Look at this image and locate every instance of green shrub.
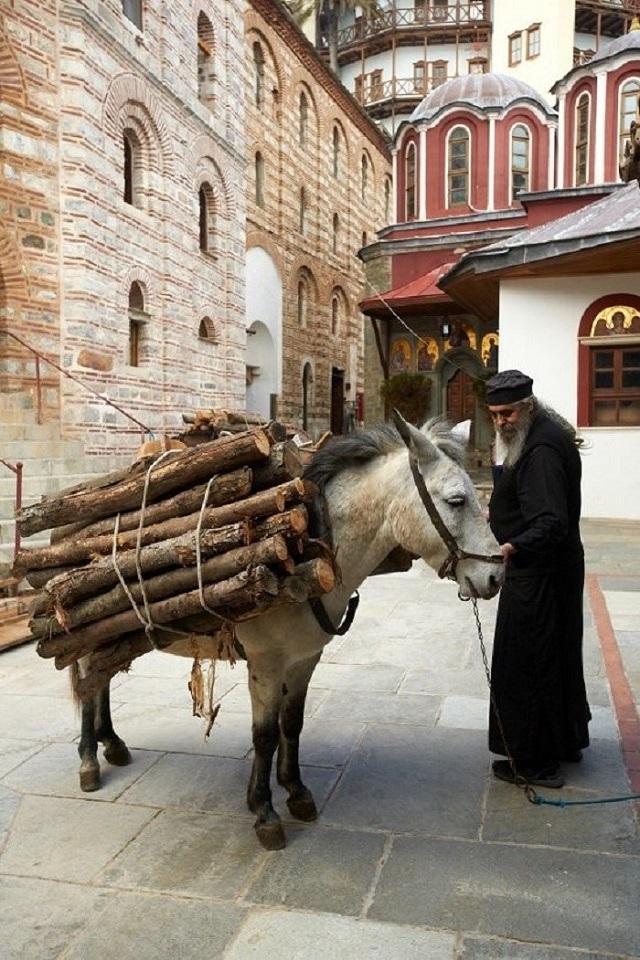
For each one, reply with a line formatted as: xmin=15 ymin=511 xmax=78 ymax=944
xmin=380 ymin=373 xmax=432 ymax=425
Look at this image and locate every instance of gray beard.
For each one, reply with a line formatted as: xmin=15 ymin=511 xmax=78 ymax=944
xmin=494 ymin=413 xmax=533 ymax=468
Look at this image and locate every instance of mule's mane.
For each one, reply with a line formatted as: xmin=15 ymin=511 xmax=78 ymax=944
xmin=304 ymin=417 xmax=466 ymax=494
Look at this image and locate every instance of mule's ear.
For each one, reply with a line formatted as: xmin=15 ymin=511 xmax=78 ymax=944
xmin=451 ymin=419 xmax=471 ymax=445
xmin=392 ymin=409 xmax=438 ymax=461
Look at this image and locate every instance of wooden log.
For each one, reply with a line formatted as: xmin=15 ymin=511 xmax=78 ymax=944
xmin=14 ymin=476 xmax=314 ymax=575
xmin=25 ymin=566 xmax=78 ymax=590
xmin=15 ymin=428 xmax=272 ymax=537
xmin=252 ymin=440 xmax=306 ymax=489
xmin=49 ymin=467 xmax=253 ymax=544
xmin=39 ymin=564 xmax=280 ymax=664
xmin=291 ymin=557 xmax=336 ymax=596
xmin=43 ymin=506 xmax=310 ymax=610
xmin=31 ymin=535 xmax=291 ymax=636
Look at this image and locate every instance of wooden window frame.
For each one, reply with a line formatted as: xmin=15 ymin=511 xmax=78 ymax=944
xmin=526 ymin=23 xmax=541 ymax=59
xmin=508 ymin=32 xmax=522 ymax=66
xmin=589 ymin=345 xmax=640 ymax=426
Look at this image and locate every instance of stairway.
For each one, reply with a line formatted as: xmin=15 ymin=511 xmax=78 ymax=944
xmin=0 ymin=394 xmax=131 ymax=577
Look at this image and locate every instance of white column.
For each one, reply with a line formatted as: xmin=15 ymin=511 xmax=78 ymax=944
xmin=418 ymin=126 xmax=427 ymax=220
xmin=391 ymin=148 xmax=398 ymax=223
xmin=594 ymin=70 xmax=607 ymax=184
xmin=556 ymin=93 xmax=566 ymax=188
xmin=487 ymin=115 xmax=496 ymax=211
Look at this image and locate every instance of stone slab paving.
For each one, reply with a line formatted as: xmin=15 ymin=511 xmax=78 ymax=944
xmin=0 ymin=521 xmax=638 ymax=959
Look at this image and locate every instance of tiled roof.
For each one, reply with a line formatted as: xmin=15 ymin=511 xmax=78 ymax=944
xmin=410 ymin=73 xmax=555 ymax=124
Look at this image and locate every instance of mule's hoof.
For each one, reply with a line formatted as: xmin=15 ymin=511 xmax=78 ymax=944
xmin=79 ymin=767 xmax=101 ymax=792
xmin=255 ymin=820 xmax=286 ymax=850
xmin=103 ymin=742 xmax=132 ymax=767
xmin=287 ymin=794 xmax=318 ymax=822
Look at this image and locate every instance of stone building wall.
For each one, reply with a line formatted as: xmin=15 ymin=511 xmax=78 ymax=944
xmin=0 ymin=0 xmax=62 ymax=422
xmin=246 ymin=0 xmax=392 ymax=435
xmin=1 ymin=0 xmax=246 ymax=455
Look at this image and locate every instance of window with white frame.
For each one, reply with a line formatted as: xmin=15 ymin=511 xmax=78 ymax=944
xmin=526 ymin=24 xmax=540 ymax=59
xmin=447 ymin=126 xmax=470 ymax=207
xmin=619 ymin=78 xmax=640 ymax=164
xmin=509 ymin=32 xmax=522 ymax=66
xmin=575 ymin=92 xmax=590 ymax=186
xmin=405 ymin=142 xmax=416 ymax=220
xmin=511 ymin=124 xmax=530 ymax=200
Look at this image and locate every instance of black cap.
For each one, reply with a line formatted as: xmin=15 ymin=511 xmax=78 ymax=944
xmin=485 ymin=369 xmax=533 ymax=406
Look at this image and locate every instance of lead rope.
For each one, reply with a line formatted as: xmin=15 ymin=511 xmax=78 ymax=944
xmin=469 ymin=597 xmax=640 ymax=808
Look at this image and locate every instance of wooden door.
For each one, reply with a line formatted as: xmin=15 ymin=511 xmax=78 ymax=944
xmin=330 ymin=368 xmax=344 ymax=435
xmin=446 ymin=369 xmax=476 ymax=445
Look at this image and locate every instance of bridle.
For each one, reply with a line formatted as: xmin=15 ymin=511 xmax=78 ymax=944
xmin=403 ymin=444 xmax=504 ymax=583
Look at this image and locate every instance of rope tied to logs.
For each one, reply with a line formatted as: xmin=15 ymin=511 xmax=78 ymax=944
xmin=109 ymin=450 xmax=235 ymax=649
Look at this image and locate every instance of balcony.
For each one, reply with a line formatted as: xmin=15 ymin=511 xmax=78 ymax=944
xmin=354 ymin=74 xmax=451 ymax=115
xmin=337 ymin=1 xmax=491 ymax=49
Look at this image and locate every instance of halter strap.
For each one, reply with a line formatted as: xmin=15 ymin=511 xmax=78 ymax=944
xmin=406 ymin=452 xmax=503 ymax=581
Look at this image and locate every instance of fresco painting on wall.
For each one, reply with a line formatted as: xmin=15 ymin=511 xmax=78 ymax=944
xmin=590 ymin=306 xmax=640 ymax=337
xmin=417 ymin=337 xmax=439 ymax=371
xmin=445 ymin=319 xmax=476 ymax=351
xmin=390 ymin=337 xmax=412 ymax=372
xmin=481 ymin=332 xmax=499 ymax=367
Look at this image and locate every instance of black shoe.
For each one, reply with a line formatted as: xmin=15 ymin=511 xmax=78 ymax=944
xmin=492 ymin=759 xmax=565 ymax=788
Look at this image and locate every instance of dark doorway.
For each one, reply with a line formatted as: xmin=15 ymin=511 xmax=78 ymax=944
xmin=446 ymin=368 xmax=476 ymax=445
xmin=330 ymin=367 xmax=344 ymax=434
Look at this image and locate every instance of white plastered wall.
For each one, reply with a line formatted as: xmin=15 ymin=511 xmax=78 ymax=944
xmin=497 ymin=274 xmax=640 ymax=520
xmin=245 ymin=247 xmax=282 ymax=419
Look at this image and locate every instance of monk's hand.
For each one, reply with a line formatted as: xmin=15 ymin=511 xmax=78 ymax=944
xmin=500 ymin=543 xmax=516 ymax=562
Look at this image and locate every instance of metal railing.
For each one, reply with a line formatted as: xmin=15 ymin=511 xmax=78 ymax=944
xmin=355 ymin=74 xmax=449 ymax=107
xmin=337 ymin=1 xmax=490 ymax=47
xmin=0 ymin=456 xmax=23 ymax=569
xmin=4 ymin=330 xmax=151 ymax=438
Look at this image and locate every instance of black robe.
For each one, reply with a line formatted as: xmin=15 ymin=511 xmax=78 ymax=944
xmin=488 ymin=412 xmax=591 ymax=768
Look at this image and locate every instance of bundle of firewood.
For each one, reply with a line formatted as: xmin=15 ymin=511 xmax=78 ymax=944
xmin=178 ymin=407 xmax=315 ymax=448
xmin=12 ymin=422 xmax=338 ymax=699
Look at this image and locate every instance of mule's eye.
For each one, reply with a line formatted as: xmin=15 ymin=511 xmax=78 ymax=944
xmin=447 ymin=496 xmax=466 ymax=507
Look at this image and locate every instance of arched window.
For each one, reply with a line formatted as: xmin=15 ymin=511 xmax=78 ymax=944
xmin=198 ymin=316 xmax=218 ymax=341
xmin=332 ymin=212 xmax=339 ymax=254
xmin=302 ymin=362 xmax=313 ymax=431
xmin=197 ymin=13 xmax=215 ymax=105
xmin=253 ymin=42 xmax=264 ymax=107
xmin=297 ymin=277 xmax=308 ymax=328
xmin=299 ymin=186 xmax=307 ymax=234
xmin=299 ymin=91 xmax=308 ymax=147
xmin=575 ymin=93 xmax=590 ymax=186
xmin=255 ymin=152 xmax=265 ymax=207
xmin=332 ymin=125 xmax=340 ymax=178
xmin=511 ymin=123 xmax=530 ymax=201
xmin=619 ymin=79 xmax=640 ymax=165
xmin=405 ymin=142 xmax=416 ymax=220
xmin=361 ymin=153 xmax=368 ymax=202
xmin=123 ymin=129 xmax=142 ymax=206
xmin=577 ymin=297 xmax=640 ymax=426
xmin=331 ymin=295 xmax=340 ymax=336
xmin=199 ymin=183 xmax=215 ymax=252
xmin=127 ymin=281 xmax=147 ymax=367
xmin=447 ymin=125 xmax=470 ymax=207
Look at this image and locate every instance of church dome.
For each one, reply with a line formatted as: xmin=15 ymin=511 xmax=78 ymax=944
xmin=589 ymin=25 xmax=640 ymax=64
xmin=410 ymin=72 xmax=556 ymax=123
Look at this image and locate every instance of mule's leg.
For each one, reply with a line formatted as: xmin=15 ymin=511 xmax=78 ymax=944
xmin=95 ymin=684 xmax=131 ymax=768
xmin=77 ymin=693 xmax=101 ymax=792
xmin=277 ymin=652 xmax=322 ymax=822
xmin=246 ymin=662 xmax=287 ymax=850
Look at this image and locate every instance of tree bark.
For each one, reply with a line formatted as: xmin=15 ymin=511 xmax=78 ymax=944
xmin=49 ymin=468 xmax=253 ymax=543
xmin=32 ymin=534 xmax=290 ymax=636
xmin=39 ymin=564 xmax=280 ymax=663
xmin=14 ymin=477 xmax=312 ymax=575
xmin=16 ymin=428 xmax=272 ymax=536
xmin=42 ymin=506 xmax=310 ymax=610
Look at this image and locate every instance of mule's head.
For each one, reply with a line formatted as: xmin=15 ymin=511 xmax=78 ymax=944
xmin=391 ymin=410 xmax=503 ymax=600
